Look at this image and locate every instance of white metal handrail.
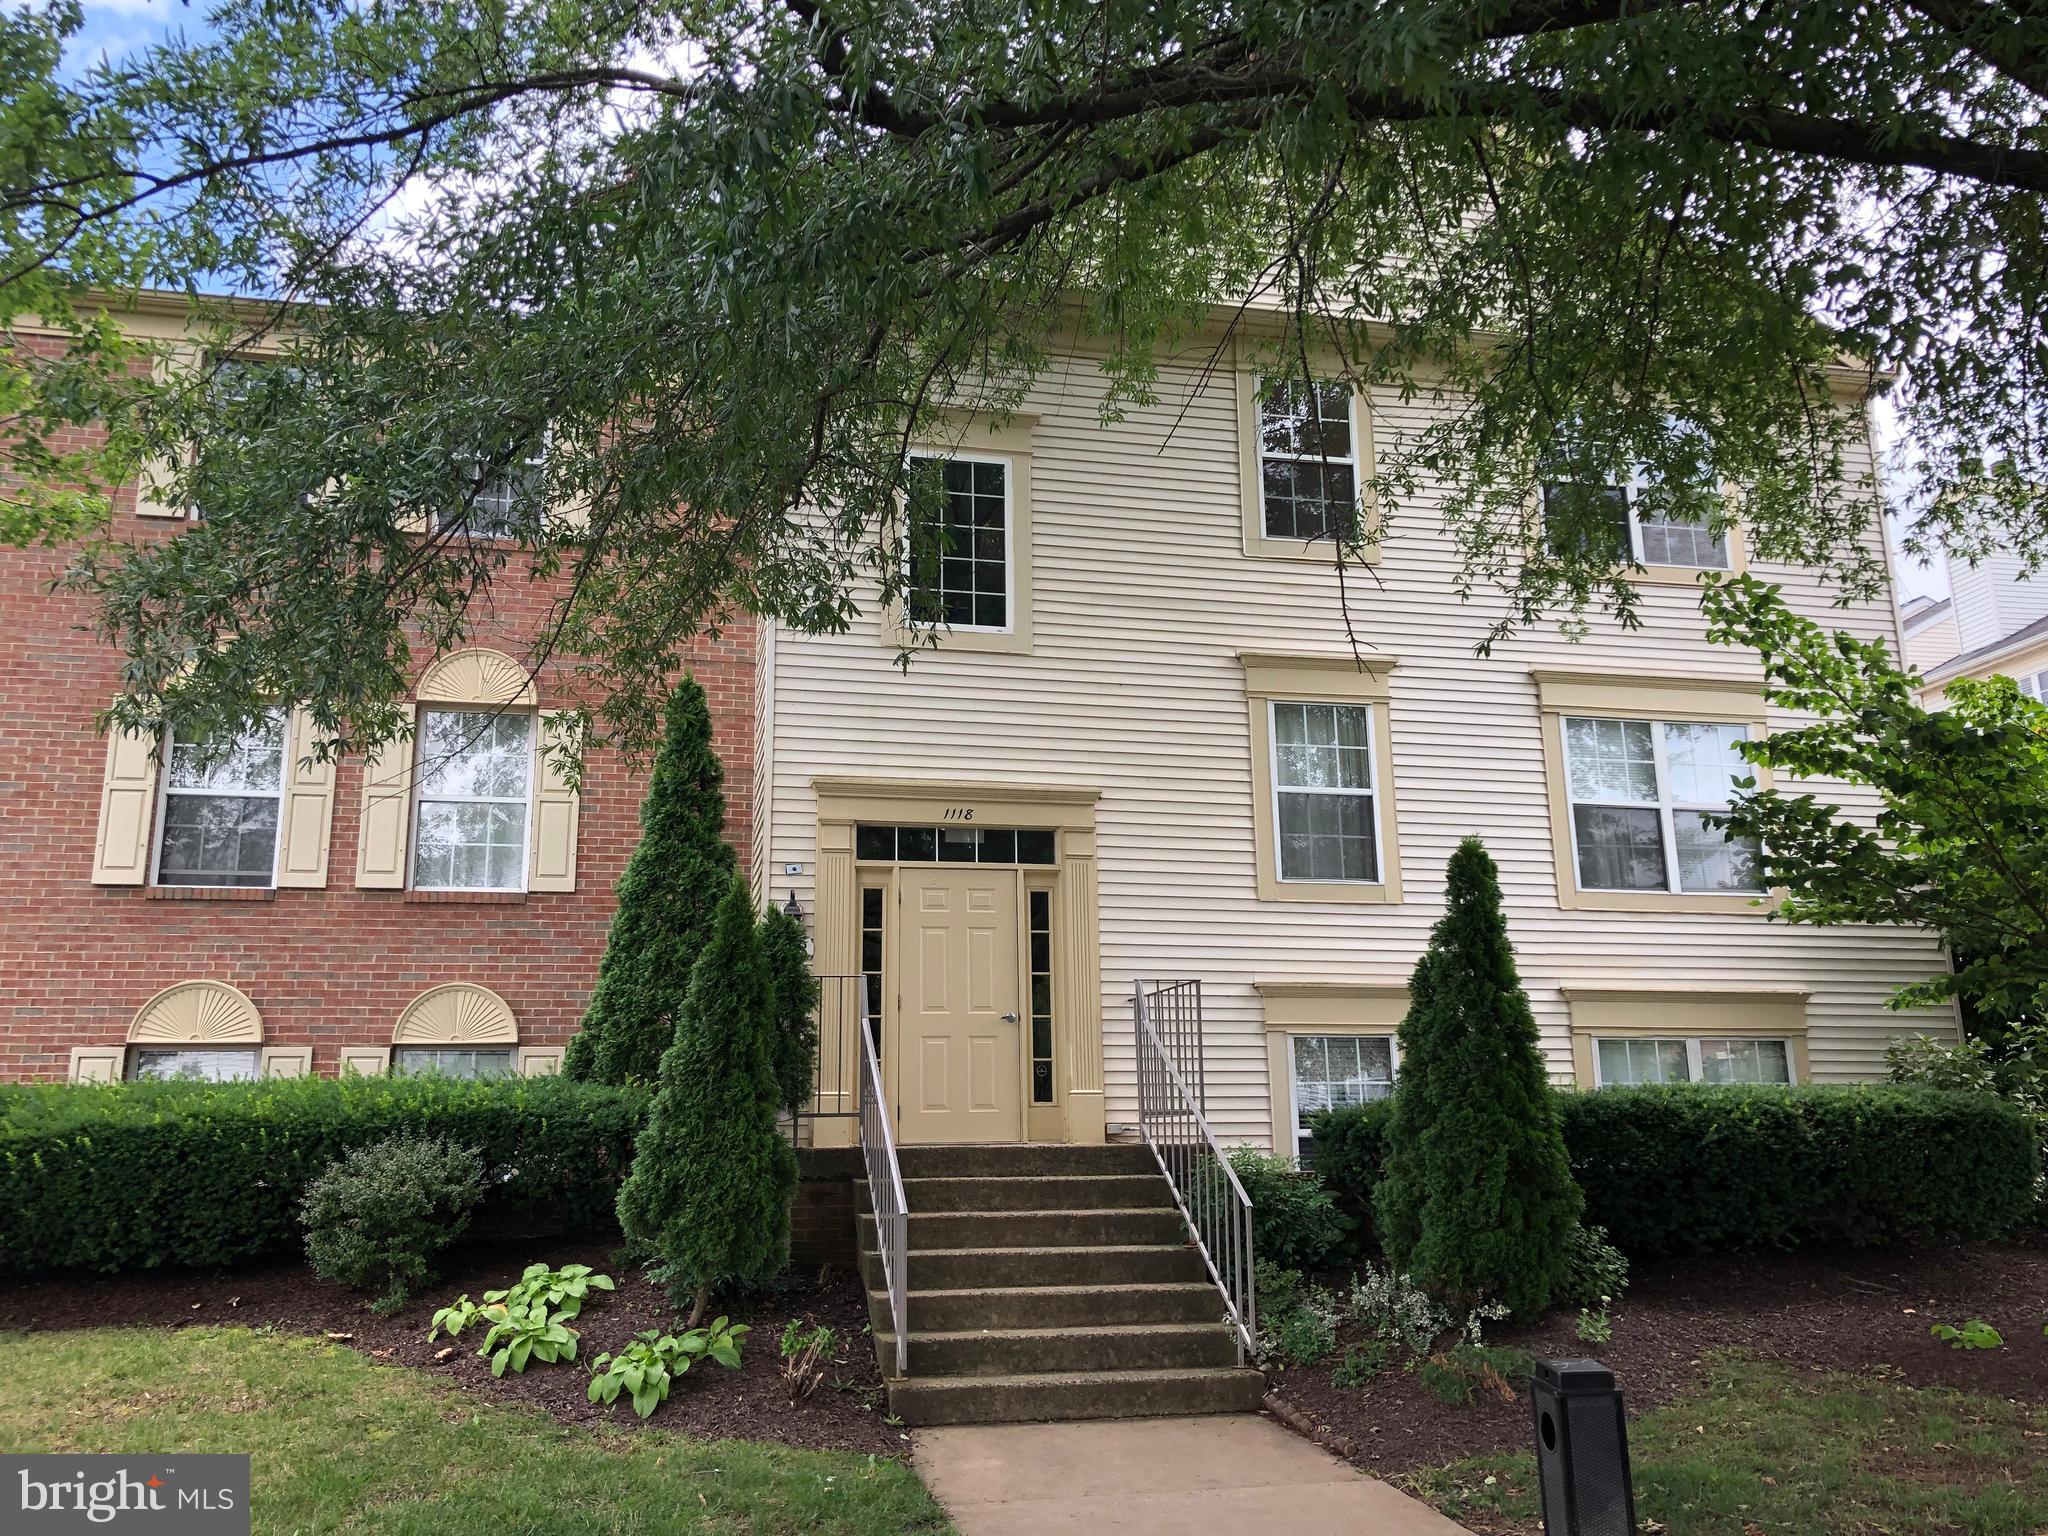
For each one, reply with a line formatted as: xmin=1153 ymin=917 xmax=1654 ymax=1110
xmin=856 ymin=1004 xmax=909 ymax=1378
xmin=1134 ymin=978 xmax=1256 ymax=1363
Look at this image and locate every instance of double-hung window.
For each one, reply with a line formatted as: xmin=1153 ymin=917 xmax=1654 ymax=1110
xmin=1270 ymin=701 xmax=1380 ymax=884
xmin=1542 ymin=467 xmax=1731 ymax=572
xmin=154 ymin=715 xmax=286 ymax=887
xmin=1289 ymin=1034 xmax=1396 ymax=1162
xmin=1256 ymin=379 xmax=1360 ymax=544
xmin=1561 ymin=717 xmax=1762 ymax=895
xmin=436 ymin=442 xmax=548 ymax=540
xmin=1594 ymin=1035 xmax=1792 ymax=1087
xmin=411 ymin=708 xmax=533 ymax=891
xmin=905 ymin=454 xmax=1011 ymax=631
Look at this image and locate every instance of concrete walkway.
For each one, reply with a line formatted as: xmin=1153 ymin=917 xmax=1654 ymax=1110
xmin=913 ymin=1414 xmax=1472 ymax=1535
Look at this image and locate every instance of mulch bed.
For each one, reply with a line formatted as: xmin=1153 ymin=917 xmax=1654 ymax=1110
xmin=0 ymin=1233 xmax=911 ymax=1459
xmin=1261 ymin=1237 xmax=2048 ymax=1481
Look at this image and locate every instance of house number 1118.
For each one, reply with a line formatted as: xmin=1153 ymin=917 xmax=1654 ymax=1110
xmin=942 ymin=808 xmax=975 ymax=821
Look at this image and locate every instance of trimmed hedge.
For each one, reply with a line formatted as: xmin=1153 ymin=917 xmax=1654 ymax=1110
xmin=0 ymin=1074 xmax=649 ymax=1276
xmin=1311 ymin=1084 xmax=2037 ymax=1262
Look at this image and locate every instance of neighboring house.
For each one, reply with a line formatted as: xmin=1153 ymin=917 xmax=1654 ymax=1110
xmin=1916 ymin=549 xmax=2048 ymax=703
xmin=1898 ymin=593 xmax=1961 ymax=674
xmin=764 ymin=322 xmax=1954 ymax=1160
xmin=0 ymin=296 xmax=754 ymax=1084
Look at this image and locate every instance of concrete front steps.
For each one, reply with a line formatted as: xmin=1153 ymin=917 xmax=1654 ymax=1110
xmin=856 ymin=1142 xmax=1265 ymax=1426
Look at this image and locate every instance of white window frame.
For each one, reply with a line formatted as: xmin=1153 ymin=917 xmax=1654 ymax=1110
xmin=1590 ymin=1035 xmax=1796 ymax=1088
xmin=127 ymin=1046 xmax=263 ymax=1083
xmin=435 ymin=438 xmax=550 ymax=540
xmin=1560 ymin=714 xmax=1763 ymax=897
xmin=1543 ymin=465 xmax=1731 ymax=572
xmin=1268 ymin=698 xmax=1384 ymax=886
xmin=1254 ymin=374 xmax=1361 ymax=545
xmin=1285 ymin=1031 xmax=1399 ymax=1160
xmin=408 ymin=707 xmax=536 ymax=893
xmin=392 ymin=1046 xmax=518 ymax=1079
xmin=150 ymin=714 xmax=288 ymax=889
xmin=901 ymin=450 xmax=1015 ymax=635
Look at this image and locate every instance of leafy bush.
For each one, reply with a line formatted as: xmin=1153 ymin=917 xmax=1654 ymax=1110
xmin=301 ymin=1135 xmax=484 ymax=1313
xmin=1345 ymin=1262 xmax=1460 ymax=1356
xmin=1889 ymin=1026 xmax=2047 ymax=1220
xmin=485 ymin=1262 xmax=615 ymax=1321
xmin=1228 ymin=1147 xmax=1353 ymax=1269
xmin=1375 ymin=839 xmax=1583 ymax=1316
xmin=779 ymin=1319 xmax=838 ymax=1402
xmin=588 ymin=1320 xmax=748 ymax=1419
xmin=1330 ymin=1339 xmax=1395 ymax=1387
xmin=1254 ymin=1260 xmax=1339 ymax=1366
xmin=617 ymin=881 xmax=799 ymax=1322
xmin=1306 ymin=1099 xmax=1390 ymax=1247
xmin=0 ymin=1074 xmax=648 ymax=1277
xmin=1313 ymin=1082 xmax=2038 ymax=1264
xmin=1556 ymin=1225 xmax=1630 ymax=1309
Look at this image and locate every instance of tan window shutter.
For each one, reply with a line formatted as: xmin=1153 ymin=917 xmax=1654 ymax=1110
xmin=395 ymin=506 xmax=431 ymax=535
xmin=68 ymin=1046 xmax=125 ymax=1083
xmin=354 ymin=717 xmax=416 ymax=888
xmin=338 ymin=1045 xmax=392 ymax=1076
xmin=551 ymin=493 xmax=591 ymax=531
xmin=91 ymin=720 xmax=160 ymax=885
xmin=276 ymin=708 xmax=337 ymax=888
xmin=528 ymin=709 xmax=580 ymax=892
xmin=133 ymin=455 xmax=190 ymax=519
xmin=260 ymin=1045 xmax=314 ymax=1079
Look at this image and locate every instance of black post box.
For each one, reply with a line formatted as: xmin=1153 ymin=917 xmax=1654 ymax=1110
xmin=1531 ymin=1357 xmax=1636 ymax=1536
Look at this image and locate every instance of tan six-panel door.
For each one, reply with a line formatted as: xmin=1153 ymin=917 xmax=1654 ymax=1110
xmin=894 ymin=866 xmax=1024 ymax=1144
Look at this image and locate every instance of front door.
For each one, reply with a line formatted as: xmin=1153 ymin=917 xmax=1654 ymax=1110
xmin=895 ymin=866 xmax=1024 ymax=1144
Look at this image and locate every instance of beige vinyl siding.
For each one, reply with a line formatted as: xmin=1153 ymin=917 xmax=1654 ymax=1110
xmin=1901 ymin=612 xmax=1961 ymax=674
xmin=763 ymin=344 xmax=1954 ymax=1148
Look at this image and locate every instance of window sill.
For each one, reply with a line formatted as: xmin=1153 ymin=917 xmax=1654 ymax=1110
xmin=1558 ymin=887 xmax=1773 ymax=914
xmin=1255 ymin=876 xmax=1404 ymax=904
xmin=1242 ymin=534 xmax=1383 ymax=565
xmin=403 ymin=890 xmax=530 ymax=904
xmin=1622 ymin=563 xmax=1729 ymax=588
xmin=144 ymin=886 xmax=277 ymax=902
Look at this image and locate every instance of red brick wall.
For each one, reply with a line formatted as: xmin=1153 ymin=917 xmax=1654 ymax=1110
xmin=0 ymin=351 xmax=754 ymax=1081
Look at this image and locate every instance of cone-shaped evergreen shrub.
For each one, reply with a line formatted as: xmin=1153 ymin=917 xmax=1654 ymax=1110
xmin=760 ymin=904 xmax=821 ymax=1115
xmin=616 ymin=880 xmax=797 ymax=1321
xmin=1374 ymin=837 xmax=1583 ymax=1316
xmin=564 ymin=675 xmax=738 ymax=1085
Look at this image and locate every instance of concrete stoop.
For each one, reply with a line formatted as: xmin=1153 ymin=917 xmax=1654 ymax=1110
xmin=856 ymin=1143 xmax=1266 ymax=1426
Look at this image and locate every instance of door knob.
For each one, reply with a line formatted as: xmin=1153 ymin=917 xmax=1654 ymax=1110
xmin=1000 ymin=1012 xmax=1019 ymax=1023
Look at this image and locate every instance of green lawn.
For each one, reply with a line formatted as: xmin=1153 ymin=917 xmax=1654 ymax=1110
xmin=0 ymin=1328 xmax=954 ymax=1536
xmin=1406 ymin=1356 xmax=2048 ymax=1536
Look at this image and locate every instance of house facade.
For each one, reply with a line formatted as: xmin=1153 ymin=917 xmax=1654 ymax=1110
xmin=1913 ymin=548 xmax=2048 ymax=704
xmin=0 ymin=299 xmax=754 ymax=1084
xmin=764 ymin=324 xmax=1955 ymax=1156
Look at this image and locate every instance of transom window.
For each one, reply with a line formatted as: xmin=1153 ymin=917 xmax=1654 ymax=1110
xmin=1257 ymin=378 xmax=1359 ymax=543
xmin=129 ymin=1047 xmax=260 ymax=1082
xmin=1542 ymin=469 xmax=1730 ymax=571
xmin=1562 ymin=716 xmax=1761 ymax=894
xmin=854 ymin=824 xmax=1055 ymax=865
xmin=393 ymin=1047 xmax=516 ymax=1079
xmin=1595 ymin=1036 xmax=1792 ymax=1087
xmin=1290 ymin=1034 xmax=1395 ymax=1162
xmin=906 ymin=454 xmax=1010 ymax=631
xmin=1271 ymin=701 xmax=1379 ymax=883
xmin=412 ymin=708 xmax=533 ymax=891
xmin=155 ymin=715 xmax=286 ymax=888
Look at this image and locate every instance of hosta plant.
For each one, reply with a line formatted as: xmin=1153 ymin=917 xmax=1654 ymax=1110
xmin=485 ymin=1263 xmax=616 ymax=1322
xmin=428 ymin=1295 xmax=491 ymax=1342
xmin=477 ymin=1301 xmax=580 ymax=1377
xmin=588 ymin=1319 xmax=749 ymax=1419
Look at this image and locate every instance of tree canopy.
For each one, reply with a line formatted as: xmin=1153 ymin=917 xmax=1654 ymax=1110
xmin=4 ymin=0 xmax=2045 ymax=748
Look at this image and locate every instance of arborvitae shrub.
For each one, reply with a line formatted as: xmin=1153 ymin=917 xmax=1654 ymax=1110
xmin=565 ymin=675 xmax=737 ymax=1085
xmin=760 ymin=903 xmax=820 ymax=1115
xmin=617 ymin=881 xmax=798 ymax=1321
xmin=1374 ymin=838 xmax=1583 ymax=1316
